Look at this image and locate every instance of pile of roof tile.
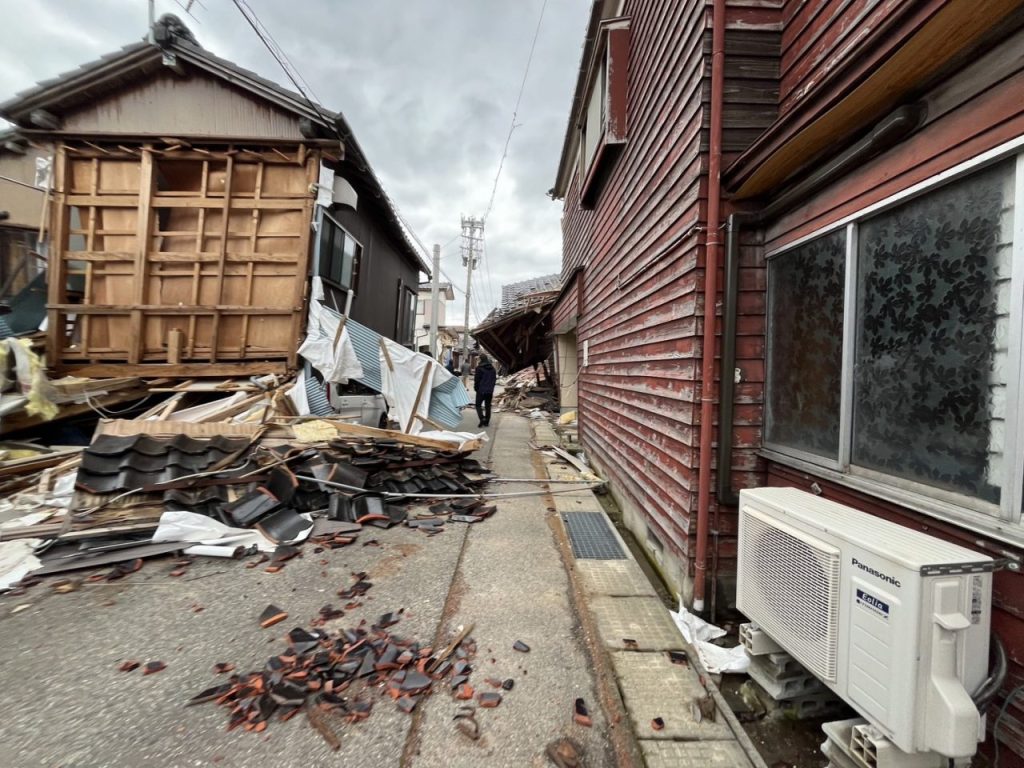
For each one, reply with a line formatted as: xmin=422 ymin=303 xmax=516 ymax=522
xmin=188 ymin=612 xmax=502 ymax=747
xmin=2 ymin=423 xmax=493 ymax=586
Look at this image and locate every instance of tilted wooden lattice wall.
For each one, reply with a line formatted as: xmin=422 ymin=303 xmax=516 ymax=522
xmin=47 ymin=142 xmax=317 ymax=376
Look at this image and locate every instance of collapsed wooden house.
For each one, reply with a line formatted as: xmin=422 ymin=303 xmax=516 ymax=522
xmin=0 ymin=14 xmax=428 ymax=379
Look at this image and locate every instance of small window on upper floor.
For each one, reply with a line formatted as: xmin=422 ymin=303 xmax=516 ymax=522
xmin=577 ymin=19 xmax=629 ymax=208
xmin=319 ymin=212 xmax=362 ymax=293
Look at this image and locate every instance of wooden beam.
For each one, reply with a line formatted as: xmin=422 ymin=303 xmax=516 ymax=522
xmin=280 ymin=418 xmax=480 ymax=452
xmin=54 ymin=362 xmax=289 ymax=378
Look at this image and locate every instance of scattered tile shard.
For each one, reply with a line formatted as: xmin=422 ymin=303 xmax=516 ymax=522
xmin=143 ymin=661 xmax=167 ymax=675
xmin=513 ymin=640 xmax=530 ymax=653
xmin=477 ymin=691 xmax=502 ymax=708
xmin=118 ymin=660 xmax=140 ymax=672
xmin=651 ymin=716 xmax=665 ymax=731
xmin=259 ymin=604 xmax=288 ymax=629
xmin=573 ymin=698 xmax=592 ymax=727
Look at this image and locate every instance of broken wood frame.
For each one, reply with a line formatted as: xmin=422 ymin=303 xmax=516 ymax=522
xmin=46 ymin=141 xmax=318 ymax=377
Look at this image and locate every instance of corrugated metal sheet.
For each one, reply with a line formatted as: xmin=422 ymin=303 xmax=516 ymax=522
xmin=315 ymin=304 xmax=470 ymax=429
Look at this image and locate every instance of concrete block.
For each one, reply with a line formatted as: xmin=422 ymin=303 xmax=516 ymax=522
xmin=776 ymin=690 xmax=847 ymax=720
xmin=609 ymin=651 xmax=733 ymax=741
xmin=739 ymin=623 xmax=783 ymax=656
xmin=639 ymin=739 xmax=755 ymax=767
xmin=573 ymin=559 xmax=658 ymax=598
xmin=589 ymin=596 xmax=685 ymax=651
xmin=851 ymin=724 xmax=947 ymax=768
xmin=748 ymin=657 xmax=826 ymax=700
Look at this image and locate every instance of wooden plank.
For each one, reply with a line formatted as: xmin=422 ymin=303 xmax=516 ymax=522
xmin=49 ymin=304 xmax=296 ymax=315
xmin=405 ymin=365 xmax=433 ymax=434
xmin=279 ymin=418 xmax=481 ymax=452
xmin=95 ymin=419 xmax=262 ymax=438
xmin=55 ymin=362 xmax=289 ymax=378
xmin=64 ymin=194 xmax=310 ymax=210
xmin=129 ymin=146 xmax=155 ymax=364
xmin=167 ymin=327 xmax=183 ymax=364
xmin=288 ymin=153 xmax=317 ymax=368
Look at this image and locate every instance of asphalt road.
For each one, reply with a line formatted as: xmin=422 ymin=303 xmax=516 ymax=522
xmin=0 ymin=410 xmax=615 ymax=768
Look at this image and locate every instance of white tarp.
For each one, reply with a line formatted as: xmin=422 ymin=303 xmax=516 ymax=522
xmin=0 ymin=539 xmax=42 ymax=590
xmin=379 ymin=337 xmax=450 ymax=435
xmin=670 ymin=602 xmax=750 ymax=674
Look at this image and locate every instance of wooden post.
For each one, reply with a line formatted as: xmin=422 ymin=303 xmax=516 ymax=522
xmin=45 ymin=146 xmax=69 ymax=368
xmin=129 ymin=145 xmax=155 ymax=364
xmin=208 ymin=150 xmax=234 ymax=363
xmin=167 ymin=328 xmax=183 ymax=364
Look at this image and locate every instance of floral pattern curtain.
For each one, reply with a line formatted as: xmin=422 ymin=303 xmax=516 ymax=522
xmin=766 ymin=230 xmax=846 ymax=459
xmin=853 ymin=160 xmax=1014 ymax=504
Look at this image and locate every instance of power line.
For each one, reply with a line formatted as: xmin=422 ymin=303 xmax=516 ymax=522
xmin=482 ymin=0 xmax=548 ymax=223
xmin=230 ymin=0 xmax=432 ymax=273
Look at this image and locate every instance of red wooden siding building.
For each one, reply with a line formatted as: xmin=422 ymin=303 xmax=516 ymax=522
xmin=551 ymin=0 xmax=1024 ymax=763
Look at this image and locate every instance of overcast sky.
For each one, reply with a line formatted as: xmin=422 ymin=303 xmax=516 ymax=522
xmin=0 ymin=0 xmax=589 ymax=324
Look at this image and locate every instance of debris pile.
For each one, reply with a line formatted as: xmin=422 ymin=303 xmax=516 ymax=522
xmin=187 ymin=615 xmax=503 ymax=746
xmin=0 ymin=412 xmax=491 ymax=588
xmin=495 ymin=366 xmax=558 ymax=414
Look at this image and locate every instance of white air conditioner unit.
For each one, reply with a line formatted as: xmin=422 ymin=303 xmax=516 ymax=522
xmin=737 ymin=487 xmax=993 ymax=760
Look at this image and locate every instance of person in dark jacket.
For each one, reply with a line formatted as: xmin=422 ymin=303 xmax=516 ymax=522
xmin=474 ymin=355 xmax=497 ymax=427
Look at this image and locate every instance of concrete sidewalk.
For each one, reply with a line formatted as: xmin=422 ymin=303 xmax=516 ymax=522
xmin=0 ymin=411 xmax=617 ymax=768
xmin=533 ymin=418 xmax=768 ymax=768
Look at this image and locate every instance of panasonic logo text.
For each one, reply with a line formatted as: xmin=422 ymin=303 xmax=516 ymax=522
xmin=851 ymin=558 xmax=901 ymax=588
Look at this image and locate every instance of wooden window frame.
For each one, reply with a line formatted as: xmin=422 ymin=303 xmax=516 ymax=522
xmin=577 ymin=20 xmax=630 ymax=209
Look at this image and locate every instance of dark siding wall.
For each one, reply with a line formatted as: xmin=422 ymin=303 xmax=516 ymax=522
xmin=558 ymin=0 xmax=781 ymax=576
xmin=562 ymin=0 xmax=710 ymax=566
xmin=327 ymin=201 xmax=419 ymax=341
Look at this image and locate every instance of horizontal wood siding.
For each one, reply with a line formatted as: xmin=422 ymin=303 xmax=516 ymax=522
xmin=766 ymin=30 xmax=1024 ymax=249
xmin=561 ymin=0 xmax=710 ymax=565
xmin=558 ymin=0 xmax=780 ymax=574
xmin=778 ymin=0 xmax=911 ymax=117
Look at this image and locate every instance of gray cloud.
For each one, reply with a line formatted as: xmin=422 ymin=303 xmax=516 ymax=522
xmin=0 ymin=0 xmax=589 ymax=324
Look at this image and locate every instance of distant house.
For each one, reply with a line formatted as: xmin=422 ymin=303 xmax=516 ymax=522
xmin=553 ymin=2 xmax=1024 ymax=763
xmin=0 ymin=14 xmax=427 ymax=376
xmin=414 ymin=280 xmax=455 ymax=358
xmin=474 ymin=274 xmax=560 ymax=375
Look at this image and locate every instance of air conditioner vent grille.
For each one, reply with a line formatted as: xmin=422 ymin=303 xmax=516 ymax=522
xmin=740 ymin=508 xmax=841 ymax=681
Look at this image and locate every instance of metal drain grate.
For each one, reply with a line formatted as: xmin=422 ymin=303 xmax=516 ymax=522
xmin=561 ymin=512 xmax=627 ymax=559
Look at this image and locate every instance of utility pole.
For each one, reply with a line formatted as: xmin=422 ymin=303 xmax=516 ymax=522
xmin=460 ymin=215 xmax=483 ymax=379
xmin=429 ymin=244 xmax=440 ymax=359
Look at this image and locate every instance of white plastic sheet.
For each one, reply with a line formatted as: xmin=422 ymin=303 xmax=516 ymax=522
xmin=297 ymin=278 xmax=364 ymax=384
xmin=670 ymin=602 xmax=750 ymax=674
xmin=379 ymin=338 xmax=450 ymax=435
xmin=152 ymin=510 xmax=279 ymax=553
xmin=0 ymin=539 xmax=42 ymax=590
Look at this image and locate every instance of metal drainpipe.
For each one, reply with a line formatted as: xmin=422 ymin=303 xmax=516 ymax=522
xmin=709 ymin=104 xmax=926 ymax=616
xmin=693 ymin=0 xmax=727 ymax=615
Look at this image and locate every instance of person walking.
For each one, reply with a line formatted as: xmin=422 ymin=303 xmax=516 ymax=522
xmin=474 ymin=354 xmax=496 ymax=427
